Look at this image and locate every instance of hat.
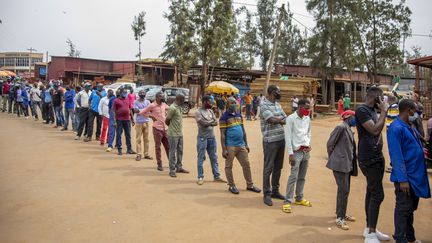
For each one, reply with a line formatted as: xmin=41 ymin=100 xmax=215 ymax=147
xmin=341 ymin=110 xmax=355 ymax=120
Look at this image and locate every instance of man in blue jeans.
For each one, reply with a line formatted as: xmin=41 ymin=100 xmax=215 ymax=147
xmin=105 ymin=90 xmax=118 ymax=152
xmin=62 ymin=85 xmax=76 ymax=131
xmin=112 ymin=88 xmax=136 ymax=155
xmin=194 ymin=95 xmax=226 ymax=185
xmin=52 ymin=83 xmax=64 ymax=128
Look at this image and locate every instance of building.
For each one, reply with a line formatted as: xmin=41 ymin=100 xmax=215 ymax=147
xmin=48 ymin=56 xmax=136 ymax=85
xmin=0 ymin=52 xmax=44 ymax=77
xmin=408 ymin=56 xmax=432 ymax=118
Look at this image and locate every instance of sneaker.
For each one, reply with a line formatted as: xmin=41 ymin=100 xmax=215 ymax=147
xmin=105 ymin=147 xmax=112 ymax=152
xmin=364 ymin=232 xmax=380 ymax=243
xmin=176 ymin=168 xmax=189 ymax=174
xmin=336 ymin=218 xmax=349 ymax=230
xmin=169 ymin=172 xmax=177 ymax=178
xmin=61 ymin=128 xmax=67 ymax=131
xmin=363 ymin=228 xmax=391 ymax=241
xmin=135 ymin=154 xmax=142 ymax=161
xmin=117 ymin=150 xmax=123 ymax=155
xmin=344 ymin=215 xmax=356 ymax=222
xmin=197 ymin=178 xmax=204 ymax=185
xmin=74 ymin=136 xmax=80 ymax=140
xmin=144 ymin=155 xmax=153 ymax=160
xmin=127 ymin=150 xmax=137 ymax=155
xmin=229 ymin=186 xmax=239 ymax=194
xmin=157 ymin=165 xmax=164 ymax=171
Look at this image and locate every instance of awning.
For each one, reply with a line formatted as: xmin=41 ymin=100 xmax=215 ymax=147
xmin=67 ymin=71 xmax=124 ymax=77
xmin=408 ymin=56 xmax=432 ymax=69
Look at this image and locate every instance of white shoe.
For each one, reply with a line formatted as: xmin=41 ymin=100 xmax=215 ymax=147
xmin=363 ymin=228 xmax=390 ymax=241
xmin=74 ymin=136 xmax=80 ymax=140
xmin=364 ymin=232 xmax=380 ymax=243
xmin=197 ymin=178 xmax=204 ymax=185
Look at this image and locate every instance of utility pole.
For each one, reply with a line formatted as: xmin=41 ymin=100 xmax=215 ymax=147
xmin=27 ymin=47 xmax=37 ymax=79
xmin=264 ymin=4 xmax=285 ymax=95
xmin=45 ymin=51 xmax=49 ymax=81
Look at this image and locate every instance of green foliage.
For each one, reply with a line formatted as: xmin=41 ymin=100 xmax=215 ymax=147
xmin=131 ymin=11 xmax=146 ymax=60
xmin=66 ymin=38 xmax=81 ymax=57
xmin=256 ymin=0 xmax=277 ymax=71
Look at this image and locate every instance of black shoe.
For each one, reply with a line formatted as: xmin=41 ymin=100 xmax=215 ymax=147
xmin=127 ymin=150 xmax=137 ymax=155
xmin=271 ymin=191 xmax=285 ymax=200
xmin=229 ymin=186 xmax=239 ymax=194
xmin=263 ymin=195 xmax=273 ymax=206
xmin=176 ymin=168 xmax=189 ymax=173
xmin=247 ymin=186 xmax=261 ymax=193
xmin=96 ymin=137 xmax=100 ymax=141
xmin=117 ymin=150 xmax=123 ymax=155
xmin=144 ymin=155 xmax=153 ymax=160
xmin=157 ymin=165 xmax=164 ymax=171
xmin=169 ymin=172 xmax=177 ymax=178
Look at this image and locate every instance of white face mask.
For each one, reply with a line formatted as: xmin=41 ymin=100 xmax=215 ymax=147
xmin=408 ymin=112 xmax=418 ymax=122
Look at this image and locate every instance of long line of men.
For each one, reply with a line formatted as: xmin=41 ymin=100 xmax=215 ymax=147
xmin=1 ymin=78 xmax=430 ymax=243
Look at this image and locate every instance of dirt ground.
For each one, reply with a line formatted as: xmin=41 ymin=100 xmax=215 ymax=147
xmin=0 ymin=111 xmax=431 ymax=243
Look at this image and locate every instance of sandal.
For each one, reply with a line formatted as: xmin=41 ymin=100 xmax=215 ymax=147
xmin=282 ymin=203 xmax=292 ymax=213
xmin=294 ymin=199 xmax=312 ymax=207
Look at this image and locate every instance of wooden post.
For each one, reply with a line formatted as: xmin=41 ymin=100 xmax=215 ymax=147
xmin=263 ymin=4 xmax=285 ymax=95
xmin=353 ymin=81 xmax=357 ymax=109
xmin=415 ymin=65 xmax=420 ymax=92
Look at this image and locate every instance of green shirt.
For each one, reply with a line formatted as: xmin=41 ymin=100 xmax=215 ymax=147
xmin=167 ymin=103 xmax=183 ymax=137
xmin=344 ymin=97 xmax=351 ymax=109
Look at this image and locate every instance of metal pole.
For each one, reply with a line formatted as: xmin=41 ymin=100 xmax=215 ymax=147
xmin=27 ymin=47 xmax=37 ymax=78
xmin=264 ymin=4 xmax=285 ymax=95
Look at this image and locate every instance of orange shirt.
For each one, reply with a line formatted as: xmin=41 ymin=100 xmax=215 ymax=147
xmin=244 ymin=95 xmax=252 ymax=105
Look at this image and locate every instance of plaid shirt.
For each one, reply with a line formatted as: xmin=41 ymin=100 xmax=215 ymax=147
xmin=260 ymin=97 xmax=286 ymax=143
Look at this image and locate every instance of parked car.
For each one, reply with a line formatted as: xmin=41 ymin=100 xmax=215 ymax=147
xmin=146 ymin=87 xmax=194 ymax=114
xmin=103 ymin=82 xmax=137 ymax=94
xmin=133 ymin=85 xmax=162 ymax=95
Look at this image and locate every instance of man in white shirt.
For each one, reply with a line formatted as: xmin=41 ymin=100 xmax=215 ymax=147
xmin=282 ymin=98 xmax=312 ymax=214
xmin=30 ymin=83 xmax=42 ymax=120
xmin=98 ymin=89 xmax=113 ymax=146
xmin=75 ymin=83 xmax=92 ymax=140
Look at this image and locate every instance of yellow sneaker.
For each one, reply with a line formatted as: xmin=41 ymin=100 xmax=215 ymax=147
xmin=294 ymin=199 xmax=312 ymax=207
xmin=282 ymin=203 xmax=292 ymax=213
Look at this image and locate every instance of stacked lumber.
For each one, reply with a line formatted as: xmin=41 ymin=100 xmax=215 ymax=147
xmin=115 ymin=74 xmax=136 ymax=83
xmin=250 ymin=76 xmax=320 ymax=113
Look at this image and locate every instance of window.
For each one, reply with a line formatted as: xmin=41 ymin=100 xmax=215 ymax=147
xmin=0 ymin=58 xmax=4 ymax=67
xmin=31 ymin=58 xmax=43 ymax=65
xmin=5 ymin=58 xmax=15 ymax=66
xmin=16 ymin=57 xmax=29 ymax=67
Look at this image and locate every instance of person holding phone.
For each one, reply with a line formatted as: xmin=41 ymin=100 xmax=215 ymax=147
xmin=355 ymin=86 xmax=391 ymax=243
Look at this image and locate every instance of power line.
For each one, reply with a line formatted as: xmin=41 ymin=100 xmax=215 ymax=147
xmin=410 ymin=33 xmax=432 ymax=38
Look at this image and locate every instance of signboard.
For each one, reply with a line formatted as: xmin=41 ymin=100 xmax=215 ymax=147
xmin=39 ymin=67 xmax=46 ymax=76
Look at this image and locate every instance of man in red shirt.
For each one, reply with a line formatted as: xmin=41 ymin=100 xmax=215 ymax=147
xmin=2 ymin=80 xmax=10 ymax=112
xmin=112 ymin=88 xmax=136 ymax=155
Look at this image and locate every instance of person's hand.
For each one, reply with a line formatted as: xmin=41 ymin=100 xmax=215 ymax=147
xmin=222 ymin=150 xmax=229 ymax=159
xmin=305 ymin=146 xmax=312 ymax=152
xmin=289 ymin=154 xmax=296 ymax=166
xmin=400 ymin=182 xmax=410 ymax=195
xmin=149 ymin=115 xmax=156 ymax=122
xmin=212 ymin=121 xmax=218 ymax=126
xmin=133 ymin=108 xmax=140 ymax=113
xmin=378 ymin=96 xmax=389 ymax=112
xmin=246 ymin=146 xmax=250 ymax=153
xmin=132 ymin=121 xmax=135 ymax=127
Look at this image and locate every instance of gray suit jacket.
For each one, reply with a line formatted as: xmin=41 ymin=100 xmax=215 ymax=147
xmin=326 ymin=123 xmax=358 ymax=176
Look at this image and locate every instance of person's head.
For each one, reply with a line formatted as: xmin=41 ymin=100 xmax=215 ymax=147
xmin=227 ymin=97 xmax=237 ymax=112
xmin=365 ymin=86 xmax=383 ymax=108
xmin=97 ymin=83 xmax=103 ymax=92
xmin=267 ymin=85 xmax=281 ymax=100
xmin=39 ymin=85 xmax=45 ymax=91
xmin=398 ymin=99 xmax=416 ymax=122
xmin=202 ymin=95 xmax=212 ymax=109
xmin=65 ymin=85 xmax=70 ymax=91
xmin=341 ymin=110 xmax=356 ymax=127
xmin=297 ymin=99 xmax=311 ymax=118
xmin=107 ymin=89 xmax=114 ymax=98
xmin=75 ymin=86 xmax=82 ymax=92
xmin=129 ymin=86 xmax=134 ymax=93
xmin=345 ymin=94 xmax=349 ymax=98
xmin=33 ymin=83 xmax=37 ymax=88
xmin=155 ymin=91 xmax=165 ymax=104
xmin=138 ymin=90 xmax=146 ymax=100
xmin=84 ymin=82 xmax=91 ymax=91
xmin=260 ymin=93 xmax=263 ymax=97
xmin=119 ymin=88 xmax=128 ymax=99
xmin=339 ymin=96 xmax=343 ymax=100
xmin=115 ymin=89 xmax=121 ymax=98
xmin=175 ymin=94 xmax=185 ymax=106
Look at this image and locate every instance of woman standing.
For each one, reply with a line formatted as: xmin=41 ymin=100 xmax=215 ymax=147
xmin=337 ymin=96 xmax=344 ymax=115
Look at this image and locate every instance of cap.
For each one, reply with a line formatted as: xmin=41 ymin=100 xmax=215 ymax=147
xmin=341 ymin=110 xmax=355 ymax=120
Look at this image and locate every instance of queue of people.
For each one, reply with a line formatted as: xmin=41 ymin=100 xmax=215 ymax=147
xmin=1 ymin=77 xmax=431 ymax=243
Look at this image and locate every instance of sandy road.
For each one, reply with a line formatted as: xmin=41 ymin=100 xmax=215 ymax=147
xmin=0 ymin=112 xmax=431 ymax=243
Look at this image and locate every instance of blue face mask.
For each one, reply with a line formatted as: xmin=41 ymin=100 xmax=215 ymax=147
xmin=121 ymin=92 xmax=127 ymax=98
xmin=348 ymin=117 xmax=356 ymax=127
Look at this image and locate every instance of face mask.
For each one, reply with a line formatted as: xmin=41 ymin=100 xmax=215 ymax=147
xmin=299 ymin=107 xmax=310 ymax=117
xmin=229 ymin=104 xmax=237 ymax=112
xmin=348 ymin=117 xmax=357 ymax=127
xmin=121 ymin=92 xmax=127 ymax=98
xmin=204 ymin=103 xmax=212 ymax=109
xmin=139 ymin=95 xmax=145 ymax=99
xmin=274 ymin=92 xmax=281 ymax=100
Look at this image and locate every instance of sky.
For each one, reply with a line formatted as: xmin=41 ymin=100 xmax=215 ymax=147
xmin=1 ymin=0 xmax=431 ymax=65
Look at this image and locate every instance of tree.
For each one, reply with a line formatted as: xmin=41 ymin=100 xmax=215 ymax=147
xmin=131 ymin=11 xmax=146 ymax=61
xmin=256 ymin=0 xmax=277 ymax=71
xmin=401 ymin=46 xmax=425 ymax=77
xmin=348 ymin=0 xmax=411 ymax=83
xmin=66 ymin=38 xmax=81 ymax=57
xmin=237 ymin=7 xmax=259 ymax=69
xmin=276 ymin=3 xmax=307 ymax=65
xmin=161 ymin=0 xmax=197 ymax=83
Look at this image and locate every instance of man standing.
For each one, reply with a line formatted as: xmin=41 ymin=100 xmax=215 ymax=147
xmin=195 ymin=95 xmax=225 ymax=185
xmin=112 ymin=88 xmax=136 ymax=155
xmin=326 ymin=110 xmax=358 ymax=230
xmin=30 ymin=83 xmax=42 ymax=120
xmin=282 ymin=99 xmax=312 ymax=213
xmin=2 ymin=80 xmax=10 ymax=113
xmin=243 ymin=92 xmax=253 ymax=121
xmin=98 ymin=89 xmax=112 ymax=146
xmin=291 ymin=96 xmax=299 ymax=113
xmin=51 ymin=83 xmax=64 ymax=128
xmin=355 ymin=86 xmax=391 ymax=242
xmin=387 ymin=99 xmax=431 ymax=243
xmin=134 ymin=90 xmax=153 ymax=161
xmin=260 ymin=85 xmax=287 ymax=206
xmin=75 ymin=83 xmax=92 ymax=140
xmin=63 ymin=85 xmax=76 ymax=131
xmin=344 ymin=94 xmax=351 ymax=111
xmin=220 ymin=97 xmax=261 ymax=195
xmin=165 ymin=94 xmax=189 ymax=177
xmin=86 ymin=83 xmax=106 ymax=142
xmin=139 ymin=92 xmax=170 ymax=171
